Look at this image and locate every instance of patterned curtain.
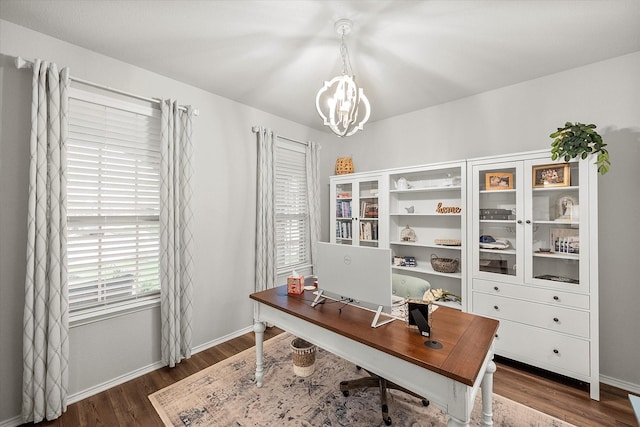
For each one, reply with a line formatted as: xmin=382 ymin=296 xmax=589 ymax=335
xmin=305 ymin=141 xmax=321 ymax=266
xmin=22 ymin=59 xmax=70 ymax=423
xmin=254 ymin=126 xmax=277 ymax=292
xmin=159 ymin=100 xmax=194 ymax=368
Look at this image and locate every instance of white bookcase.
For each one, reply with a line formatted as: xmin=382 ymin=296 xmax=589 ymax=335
xmin=467 ymin=149 xmax=599 ymax=400
xmin=387 ymin=162 xmax=466 ymax=310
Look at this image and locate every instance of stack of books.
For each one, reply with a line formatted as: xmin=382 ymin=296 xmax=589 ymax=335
xmin=479 ymin=208 xmax=515 ymax=220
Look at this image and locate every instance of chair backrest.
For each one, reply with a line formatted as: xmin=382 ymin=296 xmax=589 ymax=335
xmin=392 ymin=273 xmax=430 ymax=300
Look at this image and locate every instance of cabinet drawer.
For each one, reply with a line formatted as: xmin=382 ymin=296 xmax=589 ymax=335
xmin=493 ymin=318 xmax=590 ymax=378
xmin=473 ymin=278 xmax=589 ymax=309
xmin=473 ymin=292 xmax=590 ymax=338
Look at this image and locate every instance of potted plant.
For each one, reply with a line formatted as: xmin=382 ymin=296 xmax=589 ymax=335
xmin=549 ymin=122 xmax=610 ymax=174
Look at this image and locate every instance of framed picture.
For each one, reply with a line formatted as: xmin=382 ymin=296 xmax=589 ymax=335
xmin=532 ymin=164 xmax=570 ymax=188
xmin=485 ymin=172 xmax=513 ymax=190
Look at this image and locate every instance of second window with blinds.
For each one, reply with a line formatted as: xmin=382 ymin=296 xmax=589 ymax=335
xmin=67 ymin=88 xmax=162 ymax=322
xmin=274 ymin=138 xmax=311 ymax=276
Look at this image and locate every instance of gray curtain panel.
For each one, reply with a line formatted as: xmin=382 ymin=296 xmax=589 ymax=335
xmin=255 ymin=127 xmax=277 ymax=292
xmin=159 ymin=100 xmax=195 ymax=367
xmin=22 ymin=59 xmax=70 ymax=423
xmin=305 ymin=141 xmax=321 ymax=266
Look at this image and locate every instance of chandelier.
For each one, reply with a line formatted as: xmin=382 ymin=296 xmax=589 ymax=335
xmin=315 ymin=19 xmax=371 ymax=137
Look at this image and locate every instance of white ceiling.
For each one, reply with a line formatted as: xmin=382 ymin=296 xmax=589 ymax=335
xmin=1 ymin=0 xmax=639 ymax=132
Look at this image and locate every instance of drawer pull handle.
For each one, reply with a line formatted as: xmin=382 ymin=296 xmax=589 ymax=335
xmin=553 ymin=317 xmax=559 ymax=323
xmin=493 ymin=305 xmax=499 ymax=310
xmin=493 ymin=286 xmax=499 ymax=291
xmin=553 ymin=349 xmax=559 ymax=354
xmin=553 ymin=296 xmax=559 ymax=301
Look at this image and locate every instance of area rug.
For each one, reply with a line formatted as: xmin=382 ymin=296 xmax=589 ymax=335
xmin=149 ymin=332 xmax=574 ymax=427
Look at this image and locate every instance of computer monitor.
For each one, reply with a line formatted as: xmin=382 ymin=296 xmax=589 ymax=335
xmin=314 ymin=242 xmax=393 ymax=326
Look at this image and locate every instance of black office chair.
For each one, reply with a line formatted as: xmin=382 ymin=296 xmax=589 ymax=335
xmin=339 ymin=274 xmax=430 ymax=426
xmin=339 ymin=368 xmax=429 ymax=425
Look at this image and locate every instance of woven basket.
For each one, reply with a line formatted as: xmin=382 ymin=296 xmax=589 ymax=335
xmin=290 ymin=337 xmax=316 ymax=377
xmin=335 ymin=157 xmax=354 ymax=175
xmin=430 ymin=254 xmax=459 ymax=273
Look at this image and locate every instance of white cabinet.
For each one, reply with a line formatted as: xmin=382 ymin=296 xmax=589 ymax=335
xmin=467 ymin=150 xmax=599 ymax=400
xmin=387 ymin=162 xmax=466 ymax=309
xmin=330 ymin=173 xmax=387 ymax=247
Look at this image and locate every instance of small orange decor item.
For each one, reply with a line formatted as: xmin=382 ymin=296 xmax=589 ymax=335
xmin=287 ymin=275 xmax=305 ymax=295
xmin=335 ymin=157 xmax=354 ymax=175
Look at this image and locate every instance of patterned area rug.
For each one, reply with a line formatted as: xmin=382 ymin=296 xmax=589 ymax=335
xmin=149 ymin=332 xmax=574 ymax=427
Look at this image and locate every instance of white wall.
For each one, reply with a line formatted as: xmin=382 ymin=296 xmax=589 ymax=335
xmin=319 ymin=51 xmax=640 ymax=391
xmin=0 ymin=19 xmax=329 ymax=423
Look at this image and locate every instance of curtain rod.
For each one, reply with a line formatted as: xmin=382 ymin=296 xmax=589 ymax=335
xmin=252 ymin=126 xmax=308 ymax=146
xmin=14 ymin=56 xmax=199 ymax=116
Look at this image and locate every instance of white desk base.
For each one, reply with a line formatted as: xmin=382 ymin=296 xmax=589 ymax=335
xmin=253 ymin=302 xmax=496 ymax=427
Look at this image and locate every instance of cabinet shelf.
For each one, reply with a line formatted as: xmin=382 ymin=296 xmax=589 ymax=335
xmin=479 ymin=248 xmax=516 ymax=255
xmin=392 ymin=264 xmax=462 ymax=279
xmin=532 ymin=186 xmax=579 ymax=193
xmin=390 ymin=240 xmax=462 ymax=250
xmin=390 ymin=186 xmax=461 ymax=194
xmin=534 ymin=220 xmax=579 ymax=226
xmin=390 ymin=212 xmax=461 ymax=217
xmin=532 ymin=252 xmax=579 ymax=260
xmin=479 ymin=189 xmax=516 ymax=195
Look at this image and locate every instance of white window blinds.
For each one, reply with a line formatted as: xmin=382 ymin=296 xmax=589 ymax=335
xmin=274 ymin=139 xmax=310 ymax=272
xmin=67 ymin=88 xmax=162 ymax=312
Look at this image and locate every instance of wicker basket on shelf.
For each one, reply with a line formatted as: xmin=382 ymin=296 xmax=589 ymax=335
xmin=335 ymin=157 xmax=354 ymax=175
xmin=430 ymin=254 xmax=459 ymax=273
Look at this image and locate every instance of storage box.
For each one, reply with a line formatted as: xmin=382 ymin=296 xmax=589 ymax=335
xmin=287 ymin=275 xmax=305 ymax=295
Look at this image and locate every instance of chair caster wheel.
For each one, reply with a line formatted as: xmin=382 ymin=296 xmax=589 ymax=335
xmin=384 ymin=416 xmax=392 ymax=426
xmin=422 ymin=399 xmax=430 ymax=407
xmin=342 ymin=390 xmax=349 ymax=397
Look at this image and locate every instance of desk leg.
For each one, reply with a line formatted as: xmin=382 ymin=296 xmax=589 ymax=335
xmin=253 ymin=321 xmax=266 ymax=387
xmin=480 ymin=360 xmax=496 ymax=427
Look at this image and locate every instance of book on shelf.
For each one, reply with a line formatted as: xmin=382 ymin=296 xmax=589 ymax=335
xmin=336 ymin=200 xmax=352 ymax=218
xmin=360 ymin=201 xmax=378 ymax=218
xmin=479 ymin=208 xmax=513 ymax=215
xmin=336 ymin=221 xmax=352 ymax=239
xmin=479 ymin=214 xmax=516 ymax=220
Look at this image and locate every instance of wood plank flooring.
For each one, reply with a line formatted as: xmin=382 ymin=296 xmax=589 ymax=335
xmin=22 ymin=327 xmax=637 ymax=427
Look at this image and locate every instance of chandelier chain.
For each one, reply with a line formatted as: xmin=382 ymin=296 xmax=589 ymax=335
xmin=339 ymin=30 xmax=354 ymax=77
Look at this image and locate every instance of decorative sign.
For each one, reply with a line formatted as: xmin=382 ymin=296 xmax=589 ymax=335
xmin=435 ymin=202 xmax=462 ymax=214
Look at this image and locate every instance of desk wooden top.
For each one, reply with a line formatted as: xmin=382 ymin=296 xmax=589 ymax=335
xmin=251 ymin=285 xmax=499 ymax=386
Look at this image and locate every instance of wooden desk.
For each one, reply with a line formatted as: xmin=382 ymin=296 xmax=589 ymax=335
xmin=250 ymin=286 xmax=499 ymax=426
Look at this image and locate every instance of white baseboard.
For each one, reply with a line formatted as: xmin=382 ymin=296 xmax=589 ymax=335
xmin=0 ymin=415 xmax=21 ymax=427
xmin=191 ymin=325 xmax=254 ymax=354
xmin=0 ymin=325 xmax=255 ymax=427
xmin=601 ymin=374 xmax=640 ymax=395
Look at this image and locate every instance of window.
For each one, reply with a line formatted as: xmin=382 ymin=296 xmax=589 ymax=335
xmin=66 ymin=88 xmax=162 ymax=317
xmin=274 ymin=138 xmax=310 ymax=273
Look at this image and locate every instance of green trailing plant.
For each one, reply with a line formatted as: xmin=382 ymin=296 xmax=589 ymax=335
xmin=550 ymin=122 xmax=610 ymax=174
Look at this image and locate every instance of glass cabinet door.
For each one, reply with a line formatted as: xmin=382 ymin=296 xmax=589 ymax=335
xmin=334 ymin=182 xmax=354 ymax=244
xmin=524 ymin=159 xmax=585 ymax=292
xmin=331 ymin=177 xmax=381 ymax=247
xmin=472 ymin=162 xmax=523 ymax=284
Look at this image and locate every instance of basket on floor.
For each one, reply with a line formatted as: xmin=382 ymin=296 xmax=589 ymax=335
xmin=430 ymin=254 xmax=459 ymax=273
xmin=290 ymin=337 xmax=316 ymax=377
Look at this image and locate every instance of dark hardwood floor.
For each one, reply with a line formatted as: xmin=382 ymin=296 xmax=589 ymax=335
xmin=23 ymin=327 xmax=637 ymax=427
